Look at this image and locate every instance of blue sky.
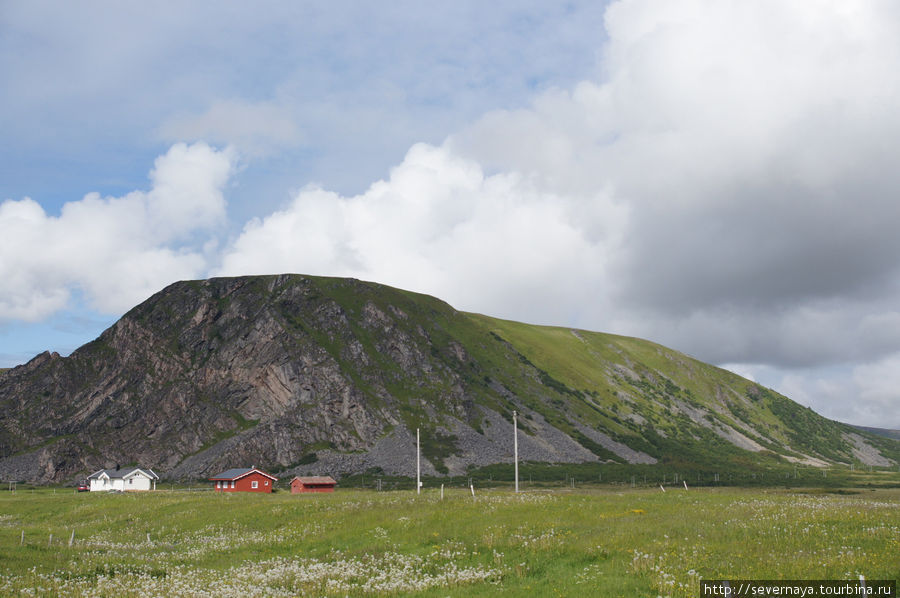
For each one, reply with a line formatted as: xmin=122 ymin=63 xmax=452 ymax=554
xmin=3 ymin=1 xmax=900 ymax=428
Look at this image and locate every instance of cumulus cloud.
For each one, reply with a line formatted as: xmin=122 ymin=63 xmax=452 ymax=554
xmin=217 ymin=143 xmax=626 ymax=325
xmin=0 ymin=142 xmax=233 ymax=320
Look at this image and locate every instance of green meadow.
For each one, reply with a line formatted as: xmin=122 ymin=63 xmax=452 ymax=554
xmin=0 ymin=485 xmax=897 ymax=597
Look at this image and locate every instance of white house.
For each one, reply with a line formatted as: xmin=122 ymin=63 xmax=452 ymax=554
xmin=87 ymin=467 xmax=159 ymax=492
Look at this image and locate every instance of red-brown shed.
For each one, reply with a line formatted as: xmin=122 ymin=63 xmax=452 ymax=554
xmin=290 ymin=476 xmax=337 ymax=493
xmin=210 ymin=468 xmax=278 ymax=493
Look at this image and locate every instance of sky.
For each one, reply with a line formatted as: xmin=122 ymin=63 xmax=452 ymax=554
xmin=2 ymin=0 xmax=899 ymax=428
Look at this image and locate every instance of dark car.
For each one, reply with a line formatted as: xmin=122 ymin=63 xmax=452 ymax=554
xmin=76 ymin=481 xmax=89 ymax=492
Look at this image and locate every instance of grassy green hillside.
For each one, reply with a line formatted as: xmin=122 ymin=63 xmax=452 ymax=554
xmin=302 ymin=269 xmax=900 ymax=470
xmin=461 ymin=313 xmax=900 ymax=470
xmin=271 ymin=276 xmax=899 ymax=473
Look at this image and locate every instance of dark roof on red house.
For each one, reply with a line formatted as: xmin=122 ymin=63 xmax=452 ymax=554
xmin=291 ymin=476 xmax=336 ymax=485
xmin=209 ymin=467 xmax=278 ymax=481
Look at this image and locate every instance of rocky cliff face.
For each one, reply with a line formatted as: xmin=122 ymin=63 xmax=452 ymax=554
xmin=0 ymin=274 xmax=896 ymax=483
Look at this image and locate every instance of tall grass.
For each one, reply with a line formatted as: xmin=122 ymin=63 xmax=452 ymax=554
xmin=0 ymin=487 xmax=897 ymax=596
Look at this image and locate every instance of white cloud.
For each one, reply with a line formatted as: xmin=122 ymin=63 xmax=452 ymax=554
xmin=217 ymin=142 xmax=627 ymax=326
xmin=0 ymin=142 xmax=233 ymax=320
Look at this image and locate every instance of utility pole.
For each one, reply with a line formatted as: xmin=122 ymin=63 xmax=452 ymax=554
xmin=513 ymin=410 xmax=519 ymax=493
xmin=416 ymin=428 xmax=421 ymax=495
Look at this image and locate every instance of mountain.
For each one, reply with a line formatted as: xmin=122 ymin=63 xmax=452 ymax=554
xmin=850 ymin=425 xmax=900 ymax=442
xmin=1 ymin=274 xmax=897 ymax=484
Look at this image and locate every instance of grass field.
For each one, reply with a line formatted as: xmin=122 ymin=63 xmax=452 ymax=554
xmin=0 ymin=485 xmax=897 ymax=597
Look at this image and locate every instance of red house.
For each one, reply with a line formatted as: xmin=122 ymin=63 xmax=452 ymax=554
xmin=290 ymin=476 xmax=337 ymax=493
xmin=210 ymin=468 xmax=278 ymax=493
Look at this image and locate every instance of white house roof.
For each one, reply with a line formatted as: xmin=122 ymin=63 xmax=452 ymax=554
xmin=87 ymin=467 xmax=159 ymax=480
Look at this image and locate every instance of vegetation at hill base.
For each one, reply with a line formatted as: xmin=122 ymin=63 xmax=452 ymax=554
xmin=341 ymin=460 xmax=900 ymax=493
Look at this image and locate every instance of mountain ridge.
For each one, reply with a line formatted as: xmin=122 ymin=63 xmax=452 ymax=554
xmin=850 ymin=424 xmax=900 ymax=441
xmin=1 ymin=274 xmax=897 ymax=484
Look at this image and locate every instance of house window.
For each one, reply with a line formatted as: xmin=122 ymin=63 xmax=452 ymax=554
xmin=265 ymin=481 xmax=269 ymax=486
xmin=251 ymin=481 xmax=259 ymax=489
xmin=231 ymin=481 xmax=235 ymax=488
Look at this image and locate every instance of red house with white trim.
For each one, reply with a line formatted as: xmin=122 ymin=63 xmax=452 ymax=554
xmin=210 ymin=468 xmax=278 ymax=493
xmin=290 ymin=476 xmax=337 ymax=493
